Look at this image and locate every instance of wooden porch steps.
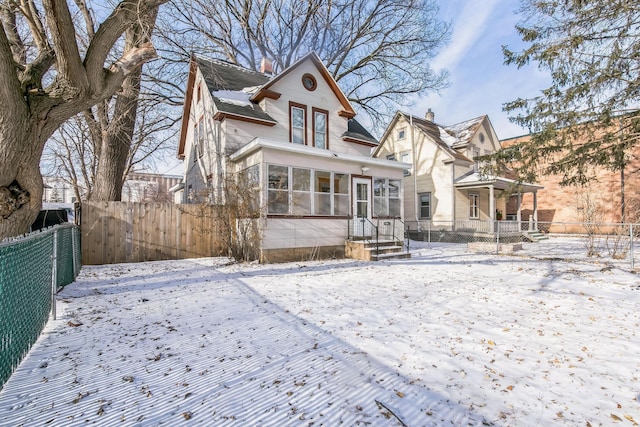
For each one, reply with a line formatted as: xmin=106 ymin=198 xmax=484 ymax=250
xmin=345 ymin=239 xmax=411 ymax=261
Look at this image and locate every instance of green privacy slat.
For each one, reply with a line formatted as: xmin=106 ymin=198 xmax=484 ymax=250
xmin=0 ymin=225 xmax=82 ymax=389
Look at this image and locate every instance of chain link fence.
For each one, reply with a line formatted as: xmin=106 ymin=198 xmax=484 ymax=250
xmin=0 ymin=224 xmax=81 ymax=389
xmin=405 ymin=220 xmax=640 ymax=269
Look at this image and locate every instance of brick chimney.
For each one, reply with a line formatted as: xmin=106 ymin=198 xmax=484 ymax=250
xmin=260 ymin=57 xmax=273 ymax=75
xmin=425 ymin=108 xmax=434 ymax=122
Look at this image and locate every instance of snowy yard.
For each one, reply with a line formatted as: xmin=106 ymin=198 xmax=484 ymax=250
xmin=0 ymin=238 xmax=639 ymax=426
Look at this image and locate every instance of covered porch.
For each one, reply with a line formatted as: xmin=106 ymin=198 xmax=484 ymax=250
xmin=454 ymin=172 xmax=543 ymax=230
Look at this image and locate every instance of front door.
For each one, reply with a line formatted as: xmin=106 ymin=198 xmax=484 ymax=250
xmin=352 ymin=177 xmax=372 ymax=237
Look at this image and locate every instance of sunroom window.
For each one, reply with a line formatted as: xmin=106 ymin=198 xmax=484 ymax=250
xmin=373 ymin=178 xmax=401 ymax=217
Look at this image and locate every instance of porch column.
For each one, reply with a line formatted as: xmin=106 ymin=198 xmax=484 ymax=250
xmin=489 ymin=185 xmax=495 ymax=220
xmin=533 ymin=191 xmax=539 ymax=231
xmin=516 ymin=193 xmax=522 ymax=225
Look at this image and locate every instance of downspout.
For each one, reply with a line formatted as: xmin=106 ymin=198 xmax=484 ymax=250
xmin=451 ymin=162 xmax=456 ymax=223
xmin=410 ymin=114 xmax=419 ymax=227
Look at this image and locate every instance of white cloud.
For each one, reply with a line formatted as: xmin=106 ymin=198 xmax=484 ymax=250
xmin=433 ymin=0 xmax=503 ymax=71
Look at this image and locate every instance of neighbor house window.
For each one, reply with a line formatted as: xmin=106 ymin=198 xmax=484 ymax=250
xmin=374 ymin=178 xmax=401 ymax=217
xmin=290 ymin=102 xmax=306 ymax=145
xmin=469 ymin=193 xmax=479 ymax=219
xmin=398 ymin=128 xmax=406 ymax=140
xmin=419 ymin=193 xmax=431 ymax=219
xmin=401 ymin=152 xmax=411 ymax=176
xmin=473 ymin=149 xmax=480 ymax=172
xmin=313 ymin=108 xmax=328 ymax=149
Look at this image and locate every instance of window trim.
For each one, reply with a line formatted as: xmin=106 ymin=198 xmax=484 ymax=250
xmin=289 ymin=102 xmax=307 ymax=145
xmin=312 ymin=107 xmax=329 ymax=150
xmin=302 ymin=73 xmax=317 ymax=91
xmin=419 ymin=192 xmax=431 ymax=219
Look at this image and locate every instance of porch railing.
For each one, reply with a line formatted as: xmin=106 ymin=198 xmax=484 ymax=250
xmin=347 ymin=216 xmax=410 ymax=253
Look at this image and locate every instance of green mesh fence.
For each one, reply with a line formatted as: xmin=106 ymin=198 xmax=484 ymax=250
xmin=0 ymin=224 xmax=81 ymax=389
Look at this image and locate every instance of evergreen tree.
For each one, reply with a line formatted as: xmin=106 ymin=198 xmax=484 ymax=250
xmin=497 ymin=0 xmax=640 ymax=187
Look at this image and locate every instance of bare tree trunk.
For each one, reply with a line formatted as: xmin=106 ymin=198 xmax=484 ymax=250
xmin=91 ymin=10 xmax=158 ymax=201
xmin=0 ymin=0 xmax=167 ymax=238
xmin=0 ymin=125 xmax=46 ymax=236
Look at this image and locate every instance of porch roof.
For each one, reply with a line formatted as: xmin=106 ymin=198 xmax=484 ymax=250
xmin=454 ymin=172 xmax=543 ymax=193
xmin=229 ymin=137 xmax=410 ymax=170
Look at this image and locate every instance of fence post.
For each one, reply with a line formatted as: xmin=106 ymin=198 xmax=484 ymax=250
xmin=496 ymin=220 xmax=500 ymax=254
xmin=71 ymin=226 xmax=77 ymax=276
xmin=427 ymin=221 xmax=431 ymax=244
xmin=630 ymin=224 xmax=634 ymax=270
xmin=51 ymin=228 xmax=58 ymax=320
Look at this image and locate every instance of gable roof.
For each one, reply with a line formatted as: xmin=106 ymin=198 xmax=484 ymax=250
xmin=343 ymin=118 xmax=378 ymax=146
xmin=196 ymin=56 xmax=277 ymax=125
xmin=177 ymin=55 xmax=278 ymax=158
xmin=375 ymin=111 xmax=472 ymax=162
xmin=250 ymin=52 xmax=356 ymax=119
xmin=177 ymin=52 xmax=366 ymax=159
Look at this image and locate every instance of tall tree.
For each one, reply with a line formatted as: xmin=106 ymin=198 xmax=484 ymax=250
xmin=166 ymin=0 xmax=450 ymax=128
xmin=497 ymin=0 xmax=640 ymax=189
xmin=0 ymin=0 xmax=168 ymax=238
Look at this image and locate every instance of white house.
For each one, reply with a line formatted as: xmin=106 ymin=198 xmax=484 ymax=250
xmin=175 ymin=52 xmax=408 ymax=262
xmin=375 ymin=110 xmax=542 ymax=231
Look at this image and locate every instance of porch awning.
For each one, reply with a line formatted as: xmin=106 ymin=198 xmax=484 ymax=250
xmin=454 ymin=172 xmax=543 ymax=193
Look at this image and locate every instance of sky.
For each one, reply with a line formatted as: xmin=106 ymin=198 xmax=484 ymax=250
xmin=412 ymin=0 xmax=551 ymax=140
xmin=157 ymin=0 xmax=550 ymax=175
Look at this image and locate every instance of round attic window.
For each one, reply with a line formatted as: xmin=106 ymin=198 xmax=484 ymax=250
xmin=302 ymin=73 xmax=317 ymax=91
xmin=479 ymin=132 xmax=485 ymax=143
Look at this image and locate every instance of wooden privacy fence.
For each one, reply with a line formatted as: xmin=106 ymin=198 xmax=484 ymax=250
xmin=81 ymin=202 xmax=226 ymax=265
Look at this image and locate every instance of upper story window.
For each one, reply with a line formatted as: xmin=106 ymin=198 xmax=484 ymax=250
xmin=290 ymin=102 xmax=306 ymax=145
xmin=401 ymin=152 xmax=411 ymax=176
xmin=397 ymin=128 xmax=406 ymax=140
xmin=194 ymin=117 xmax=205 ymax=161
xmin=313 ymin=108 xmax=328 ymax=149
xmin=302 ymin=73 xmax=317 ymax=91
xmin=473 ymin=148 xmax=480 ymax=172
xmin=479 ymin=132 xmax=485 ymax=143
xmin=196 ymin=84 xmax=202 ymax=103
xmin=386 ymin=154 xmax=396 ymax=161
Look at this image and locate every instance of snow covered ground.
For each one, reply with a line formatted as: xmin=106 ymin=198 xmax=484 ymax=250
xmin=0 ymin=237 xmax=639 ymax=426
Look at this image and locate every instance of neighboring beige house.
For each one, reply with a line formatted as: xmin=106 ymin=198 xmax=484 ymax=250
xmin=122 ymin=172 xmax=182 ymax=203
xmin=175 ymin=52 xmax=408 ymax=262
xmin=43 ymin=172 xmax=181 ymax=204
xmin=375 ymin=110 xmax=542 ymax=229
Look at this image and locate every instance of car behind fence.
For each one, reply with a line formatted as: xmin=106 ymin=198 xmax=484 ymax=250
xmin=0 ymin=224 xmax=81 ymax=389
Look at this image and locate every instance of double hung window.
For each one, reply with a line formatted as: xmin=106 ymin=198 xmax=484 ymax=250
xmin=290 ymin=103 xmax=306 ymax=145
xmin=313 ymin=108 xmax=328 ymax=149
